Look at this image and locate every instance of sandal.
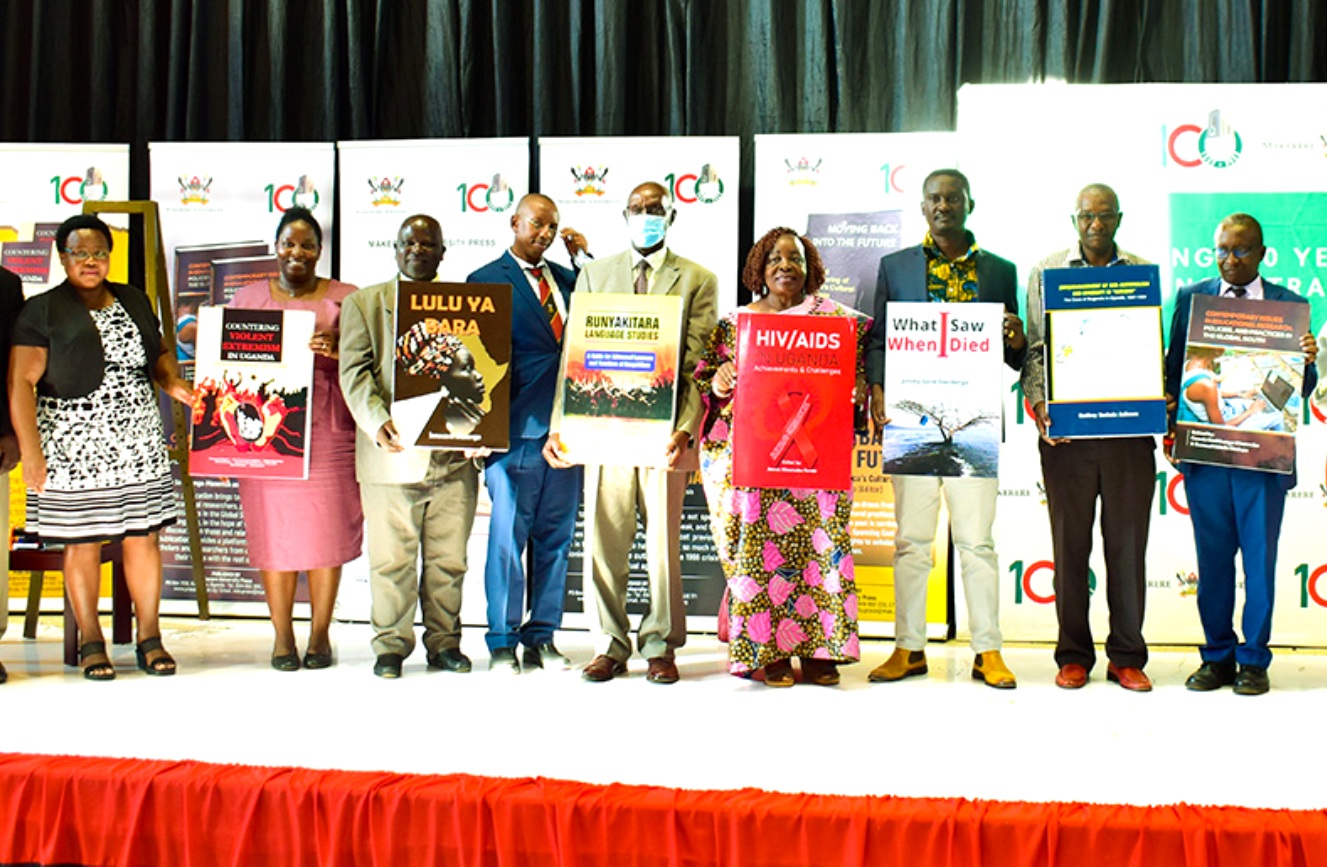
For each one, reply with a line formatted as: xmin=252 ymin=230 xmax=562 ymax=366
xmin=800 ymin=657 xmax=841 ymax=686
xmin=135 ymin=636 xmax=177 ymax=677
xmin=762 ymin=658 xmax=795 ymax=688
xmin=80 ymin=641 xmax=116 ymax=681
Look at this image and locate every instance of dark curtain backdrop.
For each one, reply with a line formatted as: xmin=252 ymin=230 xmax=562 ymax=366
xmin=2 ymin=0 xmax=1325 ymax=275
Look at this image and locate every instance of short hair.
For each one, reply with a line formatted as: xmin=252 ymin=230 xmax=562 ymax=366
xmin=742 ymin=227 xmax=826 ymax=296
xmin=56 ymin=214 xmax=113 ymax=252
xmin=1218 ymin=212 xmax=1264 ymax=246
xmin=923 ymin=168 xmax=971 ymax=197
xmin=275 ymin=206 xmax=322 ymax=246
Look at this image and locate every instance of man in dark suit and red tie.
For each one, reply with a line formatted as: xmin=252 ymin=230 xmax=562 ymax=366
xmin=467 ymin=194 xmax=587 ymax=674
xmin=1165 ymin=212 xmax=1317 ymax=696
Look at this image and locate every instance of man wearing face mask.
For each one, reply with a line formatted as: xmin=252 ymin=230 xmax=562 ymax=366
xmin=340 ymin=214 xmax=480 ymax=679
xmin=544 ymin=180 xmax=718 ymax=683
xmin=468 ymin=194 xmax=589 ymax=674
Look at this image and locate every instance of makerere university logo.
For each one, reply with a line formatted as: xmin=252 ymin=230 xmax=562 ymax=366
xmin=571 ymin=166 xmax=608 ymax=197
xmin=178 ymin=175 xmax=213 ymax=205
xmin=369 ymin=176 xmax=404 ymax=207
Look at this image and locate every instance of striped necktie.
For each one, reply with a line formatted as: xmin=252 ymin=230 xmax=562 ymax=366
xmin=530 ymin=267 xmax=563 ymax=339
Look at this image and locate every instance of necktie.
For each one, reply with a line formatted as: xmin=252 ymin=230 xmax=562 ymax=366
xmin=531 ymin=267 xmax=563 ymax=339
xmin=1230 ymin=286 xmax=1248 ymax=298
xmin=635 ymin=261 xmax=651 ymax=295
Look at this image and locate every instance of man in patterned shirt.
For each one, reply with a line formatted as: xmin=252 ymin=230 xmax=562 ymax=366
xmin=1022 ymin=183 xmax=1155 ymax=692
xmin=865 ymin=169 xmax=1026 ymax=689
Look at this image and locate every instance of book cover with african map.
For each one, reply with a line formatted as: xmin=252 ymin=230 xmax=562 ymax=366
xmin=393 ymin=280 xmax=511 ymax=450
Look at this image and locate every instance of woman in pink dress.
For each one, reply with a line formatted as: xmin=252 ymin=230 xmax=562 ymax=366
xmin=231 ymin=207 xmax=363 ymax=670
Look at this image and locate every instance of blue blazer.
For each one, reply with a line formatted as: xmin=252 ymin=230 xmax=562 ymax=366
xmin=467 ymin=252 xmax=575 ymax=440
xmin=1165 ymin=276 xmax=1317 ymax=488
xmin=864 ymin=244 xmax=1023 ymax=386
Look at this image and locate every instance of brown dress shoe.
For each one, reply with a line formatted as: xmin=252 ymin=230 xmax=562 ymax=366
xmin=762 ymin=658 xmax=795 ymax=687
xmin=582 ymin=654 xmax=627 ymax=682
xmin=971 ymin=650 xmax=1017 ymax=689
xmin=646 ymin=657 xmax=679 ymax=684
xmin=867 ymin=648 xmax=927 ymax=683
xmin=800 ymin=657 xmax=840 ymax=686
xmin=1107 ymin=662 xmax=1152 ymax=692
xmin=1055 ymin=663 xmax=1088 ymax=689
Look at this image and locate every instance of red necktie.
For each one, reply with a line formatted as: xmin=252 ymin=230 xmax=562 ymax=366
xmin=531 ymin=267 xmax=563 ymax=339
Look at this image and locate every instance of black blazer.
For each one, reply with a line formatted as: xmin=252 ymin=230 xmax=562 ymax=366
xmin=0 ymin=267 xmax=26 ymax=434
xmin=11 ymin=280 xmax=163 ymax=399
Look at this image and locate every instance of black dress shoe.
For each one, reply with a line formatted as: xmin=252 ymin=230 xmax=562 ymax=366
xmin=0 ymin=659 xmax=8 ymax=684
xmin=522 ymin=642 xmax=571 ymax=671
xmin=490 ymin=647 xmax=521 ymax=674
xmin=1185 ymin=661 xmax=1236 ymax=691
xmin=373 ymin=653 xmax=404 ymax=679
xmin=427 ymin=647 xmax=472 ymax=673
xmin=1233 ymin=665 xmax=1270 ymax=696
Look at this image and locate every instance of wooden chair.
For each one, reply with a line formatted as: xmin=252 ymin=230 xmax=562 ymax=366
xmin=16 ymin=541 xmax=130 ymax=667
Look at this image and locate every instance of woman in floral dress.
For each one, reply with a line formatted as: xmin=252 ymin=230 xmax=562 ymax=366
xmin=694 ymin=227 xmax=869 ymax=687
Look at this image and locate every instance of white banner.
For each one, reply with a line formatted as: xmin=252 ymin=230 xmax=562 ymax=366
xmin=538 ymin=135 xmax=740 ymax=309
xmin=957 ymin=83 xmax=1327 ymax=647
xmin=0 ymin=143 xmax=131 ymax=296
xmin=149 ymin=141 xmax=346 ymax=616
xmin=337 ymin=137 xmax=529 ymax=287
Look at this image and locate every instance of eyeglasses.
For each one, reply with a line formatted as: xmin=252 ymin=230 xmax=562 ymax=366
xmin=1215 ymin=246 xmax=1258 ymax=261
xmin=395 ymin=240 xmax=446 ymax=254
xmin=1075 ymin=211 xmax=1120 ymax=225
xmin=64 ymin=249 xmax=110 ymax=262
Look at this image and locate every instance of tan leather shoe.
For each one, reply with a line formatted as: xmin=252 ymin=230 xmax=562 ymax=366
xmin=582 ymin=654 xmax=627 ymax=682
xmin=1106 ymin=662 xmax=1152 ymax=692
xmin=971 ymin=650 xmax=1017 ymax=689
xmin=646 ymin=657 xmax=680 ymax=684
xmin=867 ymin=648 xmax=928 ymax=683
xmin=1055 ymin=663 xmax=1088 ymax=689
xmin=800 ymin=657 xmax=840 ymax=686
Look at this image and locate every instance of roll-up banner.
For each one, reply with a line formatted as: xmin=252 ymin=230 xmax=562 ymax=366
xmin=335 ymin=137 xmax=530 ymax=625
xmin=538 ymin=136 xmax=740 ymax=630
xmin=149 ymin=142 xmax=340 ymax=615
xmin=957 ymin=83 xmax=1327 ymax=647
xmin=1 ymin=144 xmax=132 ymax=611
xmin=754 ymin=133 xmax=959 ymax=638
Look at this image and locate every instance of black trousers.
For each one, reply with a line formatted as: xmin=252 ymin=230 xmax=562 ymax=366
xmin=1039 ymin=436 xmax=1156 ymax=670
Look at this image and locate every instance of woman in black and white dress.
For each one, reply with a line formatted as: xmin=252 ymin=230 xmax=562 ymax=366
xmin=10 ymin=214 xmax=194 ymax=680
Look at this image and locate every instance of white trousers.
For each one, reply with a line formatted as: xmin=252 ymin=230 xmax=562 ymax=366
xmin=891 ymin=475 xmax=1001 ymax=653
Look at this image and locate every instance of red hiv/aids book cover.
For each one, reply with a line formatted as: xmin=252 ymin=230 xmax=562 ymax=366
xmin=732 ymin=312 xmax=855 ymax=490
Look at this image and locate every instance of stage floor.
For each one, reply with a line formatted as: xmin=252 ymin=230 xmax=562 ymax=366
xmin=4 ymin=615 xmax=1325 ymax=812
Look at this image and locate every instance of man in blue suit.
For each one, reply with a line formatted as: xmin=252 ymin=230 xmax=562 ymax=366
xmin=1165 ymin=212 xmax=1317 ymax=696
xmin=863 ymin=168 xmax=1027 ymax=690
xmin=467 ymin=193 xmax=586 ymax=674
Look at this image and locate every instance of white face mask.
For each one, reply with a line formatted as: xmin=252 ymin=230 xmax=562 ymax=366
xmin=627 ymin=213 xmax=668 ymax=250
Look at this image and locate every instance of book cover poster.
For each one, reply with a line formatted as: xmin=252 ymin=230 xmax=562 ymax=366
xmin=210 ymin=254 xmax=278 ymax=306
xmin=1175 ymin=294 xmax=1308 ymax=474
xmin=1043 ymin=264 xmax=1167 ymax=438
xmin=171 ymin=241 xmax=269 ymax=372
xmin=882 ymin=301 xmax=1003 ymax=477
xmin=190 ymin=306 xmax=316 ymax=479
xmin=805 ymin=210 xmax=903 ymax=312
xmin=732 ymin=312 xmax=856 ymax=490
xmin=557 ymin=292 xmax=685 ymax=467
xmin=393 ymin=280 xmax=511 ymax=450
